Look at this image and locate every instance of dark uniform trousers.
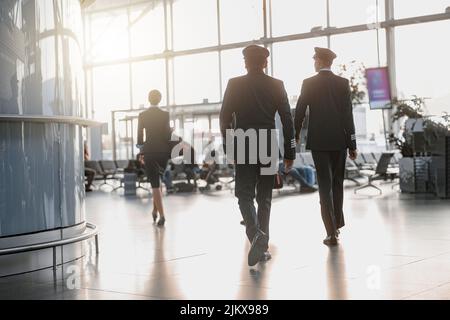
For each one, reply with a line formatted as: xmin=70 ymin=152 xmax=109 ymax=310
xmin=235 ymin=164 xmax=274 ymax=250
xmin=312 ymin=150 xmax=347 ymax=236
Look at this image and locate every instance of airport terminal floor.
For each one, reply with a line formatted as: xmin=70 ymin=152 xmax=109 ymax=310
xmin=1 ymin=183 xmax=449 ymax=300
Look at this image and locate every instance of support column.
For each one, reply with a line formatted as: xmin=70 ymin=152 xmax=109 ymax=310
xmin=385 ymin=0 xmax=397 ymax=137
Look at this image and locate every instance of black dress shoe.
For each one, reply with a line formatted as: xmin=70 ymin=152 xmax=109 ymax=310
xmin=157 ymin=217 xmax=166 ymax=227
xmin=323 ymin=235 xmax=338 ymax=246
xmin=248 ymin=232 xmax=269 ymax=267
xmin=260 ymin=251 xmax=272 ymax=262
xmin=300 ymin=186 xmax=318 ymax=193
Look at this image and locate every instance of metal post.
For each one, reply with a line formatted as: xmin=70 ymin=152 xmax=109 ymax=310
xmin=263 ymin=0 xmax=268 ymax=39
xmin=127 ymin=6 xmax=134 ymax=110
xmin=263 ymin=0 xmax=269 ymax=74
xmin=95 ymin=235 xmax=99 ymax=254
xmin=131 ymin=118 xmax=135 ymax=158
xmin=217 ymin=0 xmax=223 ymax=98
xmin=53 ymin=247 xmax=57 ymax=271
xmin=268 ymin=0 xmax=274 ymax=76
xmin=112 ymin=111 xmax=117 ymax=160
xmin=385 ymin=0 xmax=397 ymax=148
xmin=164 ymin=0 xmax=171 ymax=106
xmin=385 ymin=0 xmax=398 ymax=99
xmin=169 ymin=0 xmax=175 ymax=107
xmin=326 ymin=0 xmax=331 ymax=48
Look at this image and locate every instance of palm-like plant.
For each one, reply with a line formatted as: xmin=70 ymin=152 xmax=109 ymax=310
xmin=338 ymin=61 xmax=367 ymax=106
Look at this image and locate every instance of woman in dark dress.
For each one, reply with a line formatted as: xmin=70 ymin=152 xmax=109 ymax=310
xmin=137 ymin=90 xmax=172 ymax=226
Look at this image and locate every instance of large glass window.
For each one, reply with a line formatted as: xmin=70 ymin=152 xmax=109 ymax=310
xmin=172 ymin=0 xmax=218 ymax=50
xmin=130 ymin=2 xmax=166 ymax=57
xmin=271 ymin=0 xmax=327 ymax=36
xmin=394 ymin=0 xmax=450 ymax=19
xmin=221 ymin=48 xmax=246 ymax=95
xmin=131 ymin=59 xmax=167 ymax=108
xmin=37 ymin=0 xmax=55 ymax=32
xmin=331 ymin=30 xmax=386 ymax=71
xmin=174 ymin=52 xmax=220 ymax=105
xmin=61 ymin=0 xmax=83 ymax=37
xmin=395 ymin=21 xmax=450 ymax=115
xmin=330 ymin=0 xmax=385 ymax=27
xmin=88 ymin=9 xmax=129 ymax=62
xmin=220 ymin=0 xmax=264 ymax=44
xmin=92 ymin=64 xmax=130 ymax=122
xmin=272 ymin=38 xmax=327 ymax=102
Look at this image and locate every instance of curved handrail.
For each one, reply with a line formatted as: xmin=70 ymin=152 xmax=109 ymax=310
xmin=0 ymin=223 xmax=99 ymax=256
xmin=0 ymin=114 xmax=101 ymax=127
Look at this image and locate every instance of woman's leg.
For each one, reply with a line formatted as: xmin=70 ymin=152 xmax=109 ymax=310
xmin=152 ymin=187 xmax=165 ymax=218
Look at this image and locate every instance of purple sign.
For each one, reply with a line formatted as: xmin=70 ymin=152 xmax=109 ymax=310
xmin=366 ymin=67 xmax=392 ymax=110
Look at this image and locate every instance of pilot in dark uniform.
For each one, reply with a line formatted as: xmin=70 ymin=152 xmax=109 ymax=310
xmin=220 ymin=45 xmax=296 ymax=266
xmin=295 ymin=47 xmax=358 ymax=246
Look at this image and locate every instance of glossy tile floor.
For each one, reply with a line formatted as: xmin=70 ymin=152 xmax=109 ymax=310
xmin=1 ymin=181 xmax=450 ymax=300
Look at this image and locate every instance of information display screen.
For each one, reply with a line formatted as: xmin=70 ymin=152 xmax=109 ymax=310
xmin=366 ymin=67 xmax=392 ymax=110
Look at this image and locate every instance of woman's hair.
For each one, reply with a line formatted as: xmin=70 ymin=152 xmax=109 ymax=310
xmin=148 ymin=90 xmax=162 ymax=106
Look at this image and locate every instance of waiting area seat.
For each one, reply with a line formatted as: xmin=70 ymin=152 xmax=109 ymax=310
xmin=354 ymin=153 xmax=399 ymax=195
xmin=84 ymin=150 xmax=402 ymax=196
xmin=85 ymin=160 xmax=116 ymax=189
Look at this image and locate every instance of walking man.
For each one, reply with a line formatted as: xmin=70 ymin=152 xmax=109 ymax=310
xmin=295 ymin=47 xmax=358 ymax=246
xmin=220 ymin=45 xmax=296 ymax=266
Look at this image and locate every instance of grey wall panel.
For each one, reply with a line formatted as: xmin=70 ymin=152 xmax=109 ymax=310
xmin=0 ymin=121 xmax=87 ymax=237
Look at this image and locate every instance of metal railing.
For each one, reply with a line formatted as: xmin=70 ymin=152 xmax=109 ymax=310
xmin=0 ymin=223 xmax=99 ymax=271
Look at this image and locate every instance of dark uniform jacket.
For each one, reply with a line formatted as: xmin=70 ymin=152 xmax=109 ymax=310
xmin=137 ymin=107 xmax=172 ymax=154
xmin=220 ymin=72 xmax=296 ymax=162
xmin=295 ymin=70 xmax=357 ymax=151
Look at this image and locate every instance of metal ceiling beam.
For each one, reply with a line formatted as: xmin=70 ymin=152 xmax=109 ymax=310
xmin=84 ymin=0 xmax=158 ymax=15
xmin=84 ymin=11 xmax=450 ymax=69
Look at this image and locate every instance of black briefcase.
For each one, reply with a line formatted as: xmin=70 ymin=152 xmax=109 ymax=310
xmin=273 ymin=173 xmax=284 ymax=190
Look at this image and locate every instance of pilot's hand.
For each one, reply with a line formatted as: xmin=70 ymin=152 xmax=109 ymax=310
xmin=284 ymin=159 xmax=294 ymax=173
xmin=349 ymin=149 xmax=358 ymax=161
xmin=139 ymin=154 xmax=145 ymax=165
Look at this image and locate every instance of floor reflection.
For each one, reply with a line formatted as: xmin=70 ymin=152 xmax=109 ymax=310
xmin=1 ymin=185 xmax=450 ymax=300
xmin=326 ymin=247 xmax=348 ymax=300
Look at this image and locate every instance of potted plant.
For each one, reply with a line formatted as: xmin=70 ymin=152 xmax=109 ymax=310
xmin=338 ymin=61 xmax=367 ymax=106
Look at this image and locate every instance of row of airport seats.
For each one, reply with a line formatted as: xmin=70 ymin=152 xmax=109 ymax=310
xmin=84 ymin=160 xmax=139 ymax=190
xmin=85 ymin=151 xmax=401 ymax=195
xmin=84 ymin=160 xmax=234 ymax=193
xmin=294 ymin=151 xmax=401 ymax=195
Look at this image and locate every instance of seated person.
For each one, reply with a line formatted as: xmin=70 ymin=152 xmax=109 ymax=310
xmin=169 ymin=140 xmax=200 ymax=188
xmin=180 ymin=141 xmax=201 ymax=185
xmin=279 ymin=162 xmax=317 ymax=193
xmin=295 ymin=164 xmax=316 ymax=186
xmin=162 ymin=165 xmax=175 ymax=193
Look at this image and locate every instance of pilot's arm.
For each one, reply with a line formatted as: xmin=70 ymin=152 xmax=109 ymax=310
xmin=343 ymin=80 xmax=357 ymax=151
xmin=277 ymin=82 xmax=296 ymax=161
xmin=220 ymin=80 xmax=237 ymax=154
xmin=294 ymin=80 xmax=309 ymax=142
